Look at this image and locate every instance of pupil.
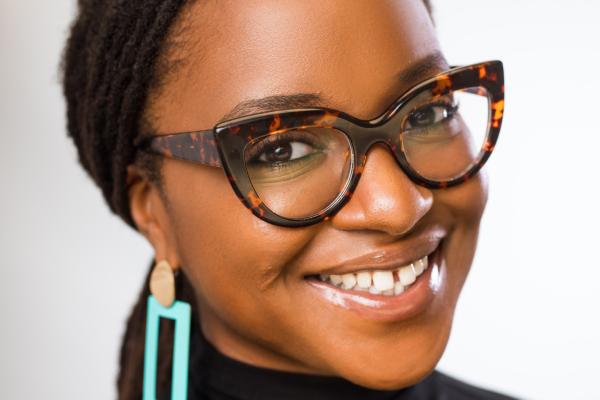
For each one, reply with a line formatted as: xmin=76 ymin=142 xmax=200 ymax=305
xmin=410 ymin=108 xmax=435 ymax=127
xmin=267 ymin=143 xmax=291 ymax=162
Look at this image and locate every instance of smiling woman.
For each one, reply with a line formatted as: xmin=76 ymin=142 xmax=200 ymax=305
xmin=61 ymin=0 xmax=514 ymax=399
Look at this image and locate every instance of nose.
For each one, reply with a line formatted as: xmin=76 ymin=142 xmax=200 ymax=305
xmin=330 ymin=143 xmax=433 ymax=236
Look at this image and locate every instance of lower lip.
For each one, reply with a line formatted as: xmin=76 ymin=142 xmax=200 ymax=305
xmin=304 ymin=242 xmax=444 ymax=322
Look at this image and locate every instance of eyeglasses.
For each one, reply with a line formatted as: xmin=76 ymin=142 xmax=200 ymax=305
xmin=134 ymin=60 xmax=504 ymax=227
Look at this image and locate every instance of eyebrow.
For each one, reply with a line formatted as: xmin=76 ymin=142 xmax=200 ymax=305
xmin=219 ymin=92 xmax=324 ymax=122
xmin=218 ymin=50 xmax=449 ymax=122
xmin=395 ymin=51 xmax=449 ymax=89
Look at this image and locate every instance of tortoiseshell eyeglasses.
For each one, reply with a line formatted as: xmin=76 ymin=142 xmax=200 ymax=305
xmin=134 ymin=60 xmax=504 ymax=227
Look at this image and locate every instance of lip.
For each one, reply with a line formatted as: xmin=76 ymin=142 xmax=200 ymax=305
xmin=304 ymin=229 xmax=445 ymax=277
xmin=304 ymin=239 xmax=444 ymax=322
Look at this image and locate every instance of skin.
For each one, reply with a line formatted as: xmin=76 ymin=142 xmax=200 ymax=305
xmin=127 ymin=0 xmax=488 ymax=390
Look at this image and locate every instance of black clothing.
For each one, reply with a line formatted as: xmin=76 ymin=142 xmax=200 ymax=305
xmin=188 ymin=329 xmax=519 ymax=400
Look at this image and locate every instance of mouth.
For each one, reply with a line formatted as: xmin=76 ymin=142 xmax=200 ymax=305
xmin=306 ymin=253 xmax=430 ymax=296
xmin=303 ymin=240 xmax=444 ymax=322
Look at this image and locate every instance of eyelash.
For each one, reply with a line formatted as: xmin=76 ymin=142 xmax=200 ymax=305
xmin=242 ymin=93 xmax=459 ymax=164
xmin=403 ymin=97 xmax=459 ymax=130
xmin=245 ymin=130 xmax=322 ymax=164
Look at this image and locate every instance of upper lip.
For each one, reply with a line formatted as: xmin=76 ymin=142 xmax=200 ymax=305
xmin=305 ymin=230 xmax=445 ymax=277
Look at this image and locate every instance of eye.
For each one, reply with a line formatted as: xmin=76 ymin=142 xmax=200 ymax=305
xmin=245 ymin=129 xmax=325 ymax=166
xmin=405 ymin=102 xmax=458 ymax=130
xmin=257 ymin=141 xmax=315 ymax=163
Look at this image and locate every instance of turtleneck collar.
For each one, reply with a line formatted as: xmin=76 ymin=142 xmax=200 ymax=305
xmin=187 ymin=328 xmax=436 ymax=400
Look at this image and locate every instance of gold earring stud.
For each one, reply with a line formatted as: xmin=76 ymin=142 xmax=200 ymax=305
xmin=149 ymin=259 xmax=176 ymax=307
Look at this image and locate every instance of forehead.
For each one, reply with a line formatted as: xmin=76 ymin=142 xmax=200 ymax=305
xmin=149 ymin=0 xmax=441 ymax=132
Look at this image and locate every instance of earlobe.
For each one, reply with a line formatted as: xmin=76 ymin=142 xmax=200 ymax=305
xmin=126 ymin=164 xmax=178 ymax=267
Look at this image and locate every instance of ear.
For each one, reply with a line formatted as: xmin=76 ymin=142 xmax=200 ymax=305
xmin=126 ymin=164 xmax=181 ymax=269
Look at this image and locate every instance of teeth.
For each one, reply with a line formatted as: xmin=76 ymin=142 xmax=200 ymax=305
xmin=394 ymin=281 xmax=405 ymax=295
xmin=372 ymin=270 xmax=394 ymax=291
xmin=368 ymin=286 xmax=382 ymax=295
xmin=413 ymin=259 xmax=425 ymax=275
xmin=398 ymin=264 xmax=416 ymax=286
xmin=356 ymin=271 xmax=372 ymax=288
xmin=330 ymin=275 xmax=343 ymax=286
xmin=341 ymin=273 xmax=356 ymax=290
xmin=316 ymin=254 xmax=430 ymax=297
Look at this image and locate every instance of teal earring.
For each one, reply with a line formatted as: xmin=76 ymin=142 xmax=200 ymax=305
xmin=143 ymin=260 xmax=192 ymax=400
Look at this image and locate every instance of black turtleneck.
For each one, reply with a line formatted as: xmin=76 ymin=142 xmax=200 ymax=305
xmin=184 ymin=329 xmax=519 ymax=400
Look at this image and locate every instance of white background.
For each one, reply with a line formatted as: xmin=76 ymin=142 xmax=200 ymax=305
xmin=1 ymin=1 xmax=599 ymax=399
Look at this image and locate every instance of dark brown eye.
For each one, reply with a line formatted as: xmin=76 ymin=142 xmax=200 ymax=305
xmin=258 ymin=141 xmax=313 ymax=163
xmin=405 ymin=103 xmax=456 ymax=130
xmin=263 ymin=143 xmax=291 ymax=162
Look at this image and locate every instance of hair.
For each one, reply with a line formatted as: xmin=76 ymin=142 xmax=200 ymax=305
xmin=61 ymin=0 xmax=433 ymax=398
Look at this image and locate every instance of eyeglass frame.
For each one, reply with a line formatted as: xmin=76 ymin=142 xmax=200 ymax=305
xmin=133 ymin=60 xmax=505 ymax=228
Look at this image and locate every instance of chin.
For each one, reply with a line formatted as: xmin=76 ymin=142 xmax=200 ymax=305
xmin=324 ymin=314 xmax=454 ymax=390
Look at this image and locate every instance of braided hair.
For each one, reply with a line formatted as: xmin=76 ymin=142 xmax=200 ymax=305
xmin=61 ymin=1 xmax=433 ymax=398
xmin=61 ymin=1 xmax=196 ymax=398
xmin=61 ymin=0 xmax=191 ymax=230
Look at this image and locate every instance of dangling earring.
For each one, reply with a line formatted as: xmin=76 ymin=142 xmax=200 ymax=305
xmin=143 ymin=259 xmax=192 ymax=400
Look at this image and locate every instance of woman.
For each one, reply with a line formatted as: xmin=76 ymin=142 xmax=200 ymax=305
xmin=62 ymin=0 xmax=514 ymax=399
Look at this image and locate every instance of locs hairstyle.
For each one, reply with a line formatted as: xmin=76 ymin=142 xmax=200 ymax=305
xmin=61 ymin=1 xmax=434 ymax=398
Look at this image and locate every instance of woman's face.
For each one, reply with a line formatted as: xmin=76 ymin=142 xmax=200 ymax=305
xmin=131 ymin=0 xmax=488 ymax=389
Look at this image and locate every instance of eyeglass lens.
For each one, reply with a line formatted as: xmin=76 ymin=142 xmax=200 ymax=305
xmin=401 ymin=86 xmax=490 ymax=181
xmin=243 ymin=85 xmax=491 ymax=219
xmin=244 ymin=127 xmax=353 ymax=218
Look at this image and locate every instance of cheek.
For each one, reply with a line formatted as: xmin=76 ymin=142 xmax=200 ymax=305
xmin=435 ymin=170 xmax=489 ymax=302
xmin=440 ymin=170 xmax=489 ymax=224
xmin=161 ymin=161 xmax=317 ymax=325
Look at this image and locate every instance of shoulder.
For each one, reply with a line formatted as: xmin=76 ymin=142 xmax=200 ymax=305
xmin=423 ymin=370 xmax=521 ymax=400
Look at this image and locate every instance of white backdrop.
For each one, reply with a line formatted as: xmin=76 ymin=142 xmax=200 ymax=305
xmin=1 ymin=1 xmax=598 ymax=399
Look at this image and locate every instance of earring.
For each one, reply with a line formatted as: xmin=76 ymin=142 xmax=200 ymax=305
xmin=143 ymin=259 xmax=192 ymax=400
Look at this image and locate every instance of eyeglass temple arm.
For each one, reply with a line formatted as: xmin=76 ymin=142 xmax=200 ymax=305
xmin=134 ymin=130 xmax=222 ymax=168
